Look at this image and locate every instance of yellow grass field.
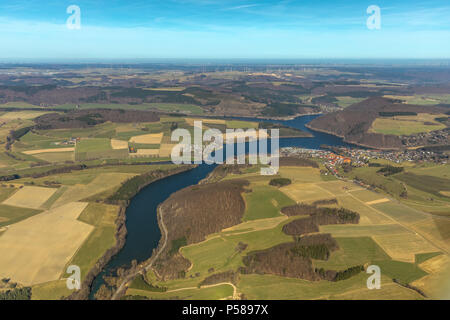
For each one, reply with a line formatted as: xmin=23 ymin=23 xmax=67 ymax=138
xmin=412 ymin=254 xmax=450 ymax=299
xmin=110 ymin=139 xmax=129 ymax=150
xmin=336 ymin=195 xmax=392 ymax=225
xmin=408 ymin=217 xmax=450 ymax=253
xmin=3 ymin=186 xmax=57 ymax=209
xmin=32 ymin=152 xmax=75 ymax=163
xmin=0 ymin=202 xmax=92 ymax=285
xmin=130 ymin=149 xmax=159 ymax=157
xmin=366 ymin=198 xmax=390 ymax=205
xmin=317 ymin=180 xmax=363 ymax=195
xmin=349 ymin=189 xmax=386 ymax=202
xmin=129 ymin=132 xmax=163 ymax=144
xmin=222 ymin=130 xmax=269 ymax=142
xmin=115 ymin=123 xmax=140 ymax=133
xmin=372 ymin=233 xmax=438 ymax=262
xmin=159 ymin=143 xmax=176 ymax=157
xmin=281 ymin=183 xmax=330 ymax=203
xmin=279 ymin=167 xmax=322 ymax=183
xmin=51 ymin=173 xmax=136 ymax=208
xmin=222 ymin=216 xmax=288 ymax=234
xmin=185 ymin=118 xmax=226 ymax=127
xmin=0 ymin=111 xmax=53 ymax=120
xmin=331 ymin=281 xmax=425 ymax=300
xmin=22 ymin=148 xmax=75 ymax=155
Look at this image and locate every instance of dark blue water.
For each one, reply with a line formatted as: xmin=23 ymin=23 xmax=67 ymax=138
xmin=89 ymin=114 xmax=355 ymax=298
xmin=89 ymin=163 xmax=216 ymax=298
xmin=230 ymin=114 xmax=359 ymax=149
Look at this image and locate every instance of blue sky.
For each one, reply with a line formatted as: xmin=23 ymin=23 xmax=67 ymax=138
xmin=0 ymin=0 xmax=449 ymax=60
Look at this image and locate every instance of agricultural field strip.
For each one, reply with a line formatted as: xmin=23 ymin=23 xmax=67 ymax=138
xmin=129 ymin=132 xmax=164 ymax=144
xmin=2 ymin=186 xmax=57 ymax=209
xmin=222 ymin=216 xmax=288 ymax=233
xmin=0 ymin=202 xmax=92 ymax=285
xmin=326 ymin=282 xmax=420 ymax=299
xmin=185 ymin=216 xmax=289 ymax=254
xmin=313 ymin=180 xmax=447 ymax=256
xmin=157 ymin=282 xmax=237 ymax=297
xmin=111 ymin=139 xmax=129 ymax=150
xmin=22 ymin=148 xmax=75 ymax=155
xmin=344 ymin=189 xmax=448 ymax=255
xmin=365 ymin=198 xmax=390 ymax=205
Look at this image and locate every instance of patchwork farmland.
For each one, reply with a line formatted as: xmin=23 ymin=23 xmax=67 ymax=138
xmin=116 ymin=161 xmax=449 ymax=300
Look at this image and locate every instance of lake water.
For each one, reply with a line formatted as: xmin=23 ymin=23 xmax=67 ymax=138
xmin=89 ymin=114 xmax=355 ymax=298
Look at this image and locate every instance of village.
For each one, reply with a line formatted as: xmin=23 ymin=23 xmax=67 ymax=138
xmin=281 ymin=146 xmax=449 ymax=175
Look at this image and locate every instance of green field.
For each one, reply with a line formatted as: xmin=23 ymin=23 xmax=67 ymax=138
xmin=76 ymin=138 xmax=128 ymax=161
xmin=335 ymin=96 xmax=366 ymax=108
xmin=242 ymin=185 xmax=296 ymax=221
xmin=181 ymin=217 xmax=293 ymax=278
xmin=372 ymin=201 xmax=428 ymax=223
xmin=237 ymin=273 xmax=423 ymax=300
xmin=147 ymin=103 xmax=204 ymax=115
xmin=226 ymin=120 xmax=259 ymax=129
xmin=384 ymin=94 xmax=450 ymax=105
xmin=76 ymin=138 xmax=112 ymax=153
xmin=370 ymin=113 xmax=447 ymax=136
xmin=31 ymin=280 xmax=72 ymax=300
xmin=373 ymin=260 xmax=428 ymax=284
xmin=320 ymin=224 xmax=409 ymax=237
xmin=345 ymin=167 xmax=405 ymax=197
xmin=16 ymin=132 xmax=74 ymax=151
xmin=0 ymin=204 xmax=43 ymax=227
xmin=67 ymin=203 xmax=119 ymax=280
xmin=415 ymin=252 xmax=442 ymax=265
xmin=314 ymin=237 xmax=391 ymax=270
xmin=394 ymin=172 xmax=450 ymax=198
xmin=30 ymin=102 xmax=204 ymax=115
xmin=127 ymin=283 xmax=233 ymax=300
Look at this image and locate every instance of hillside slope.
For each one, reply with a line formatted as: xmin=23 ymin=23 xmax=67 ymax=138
xmin=307 ymin=97 xmax=448 ymax=149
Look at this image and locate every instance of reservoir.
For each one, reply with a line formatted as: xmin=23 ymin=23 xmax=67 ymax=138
xmin=90 ymin=114 xmax=355 ymax=298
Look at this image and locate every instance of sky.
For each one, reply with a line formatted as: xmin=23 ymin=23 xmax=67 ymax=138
xmin=0 ymin=0 xmax=449 ymax=60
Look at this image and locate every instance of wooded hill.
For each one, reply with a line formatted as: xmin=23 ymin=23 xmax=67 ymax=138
xmin=308 ymin=97 xmax=448 ymax=149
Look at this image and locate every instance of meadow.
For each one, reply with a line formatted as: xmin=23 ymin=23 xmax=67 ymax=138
xmin=0 ymin=108 xmax=447 ymax=299
xmin=0 ymin=202 xmax=92 ymax=285
xmin=127 ymin=162 xmax=448 ymax=300
xmin=383 ymin=94 xmax=450 ymax=106
xmin=67 ymin=203 xmax=120 ymax=281
xmin=369 ymin=113 xmax=447 ymax=136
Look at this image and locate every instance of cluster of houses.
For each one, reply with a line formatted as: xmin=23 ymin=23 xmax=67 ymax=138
xmin=401 ymin=128 xmax=449 ymax=148
xmin=281 ymin=146 xmax=448 ymax=170
xmin=53 ymin=137 xmax=79 ymax=146
xmin=330 ymin=147 xmax=448 ymax=164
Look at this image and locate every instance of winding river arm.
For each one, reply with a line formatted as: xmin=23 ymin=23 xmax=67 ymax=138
xmin=111 ymin=206 xmax=168 ymax=300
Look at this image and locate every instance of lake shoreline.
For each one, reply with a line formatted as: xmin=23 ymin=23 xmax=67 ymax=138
xmin=76 ymin=165 xmax=196 ymax=300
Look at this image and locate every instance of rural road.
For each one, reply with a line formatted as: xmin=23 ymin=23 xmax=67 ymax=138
xmin=161 ymin=282 xmax=238 ymax=299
